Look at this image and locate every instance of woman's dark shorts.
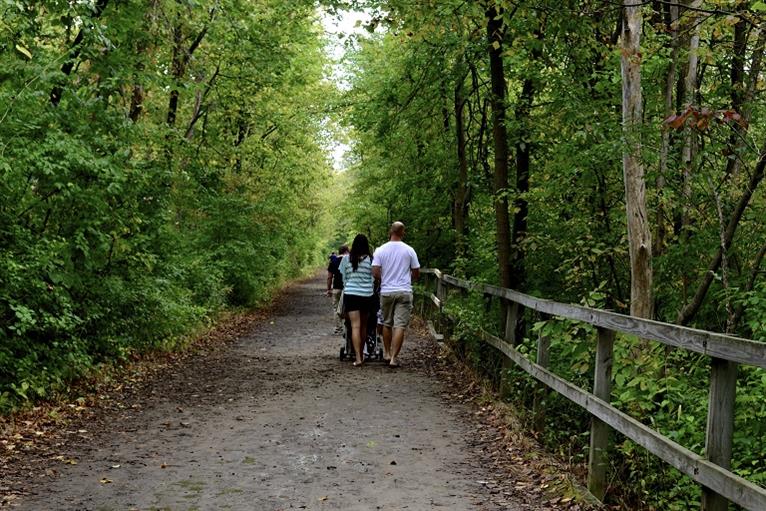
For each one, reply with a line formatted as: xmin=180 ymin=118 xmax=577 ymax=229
xmin=344 ymin=293 xmax=374 ymax=313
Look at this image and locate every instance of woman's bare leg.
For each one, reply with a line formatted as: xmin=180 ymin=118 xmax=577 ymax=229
xmin=359 ymin=310 xmax=369 ymax=360
xmin=348 ymin=310 xmax=363 ymax=365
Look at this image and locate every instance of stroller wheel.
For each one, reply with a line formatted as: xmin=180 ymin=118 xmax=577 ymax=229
xmin=378 ymin=348 xmax=384 ymax=361
xmin=339 ymin=347 xmax=345 ymax=360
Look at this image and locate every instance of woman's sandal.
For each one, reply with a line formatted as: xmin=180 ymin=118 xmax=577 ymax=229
xmin=353 ymin=361 xmax=364 ymax=367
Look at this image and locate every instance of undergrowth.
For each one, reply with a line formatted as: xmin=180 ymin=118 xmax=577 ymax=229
xmin=423 ymin=288 xmax=766 ymax=510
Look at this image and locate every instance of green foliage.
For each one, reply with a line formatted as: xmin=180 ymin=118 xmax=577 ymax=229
xmin=341 ymin=0 xmax=766 ymax=507
xmin=0 ymin=0 xmax=336 ymax=412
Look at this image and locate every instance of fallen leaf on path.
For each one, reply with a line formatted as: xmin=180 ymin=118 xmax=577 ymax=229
xmin=318 ymin=496 xmax=328 ymax=501
xmin=99 ymin=478 xmax=112 ymax=484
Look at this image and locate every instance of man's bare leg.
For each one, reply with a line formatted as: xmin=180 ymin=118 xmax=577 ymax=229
xmin=382 ymin=325 xmax=392 ymax=360
xmin=332 ymin=290 xmax=342 ymax=333
xmin=389 ymin=327 xmax=406 ymax=366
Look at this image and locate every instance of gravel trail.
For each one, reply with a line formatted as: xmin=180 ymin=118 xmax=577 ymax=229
xmin=13 ymin=275 xmax=543 ymax=511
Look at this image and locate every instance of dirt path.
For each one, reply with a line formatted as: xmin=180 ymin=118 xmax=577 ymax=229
xmin=10 ymin=275 xmax=554 ymax=511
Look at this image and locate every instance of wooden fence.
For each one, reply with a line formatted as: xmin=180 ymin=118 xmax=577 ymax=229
xmin=419 ymin=268 xmax=766 ymax=511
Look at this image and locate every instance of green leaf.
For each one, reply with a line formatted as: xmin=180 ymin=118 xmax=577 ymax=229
xmin=15 ymin=44 xmax=32 ymax=60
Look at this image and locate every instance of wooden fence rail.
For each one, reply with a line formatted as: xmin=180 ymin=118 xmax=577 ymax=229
xmin=418 ymin=268 xmax=766 ymax=511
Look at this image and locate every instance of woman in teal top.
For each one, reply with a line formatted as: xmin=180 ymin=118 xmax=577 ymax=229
xmin=339 ymin=234 xmax=374 ymax=366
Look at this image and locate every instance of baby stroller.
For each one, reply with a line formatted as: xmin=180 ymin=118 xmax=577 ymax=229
xmin=339 ymin=293 xmax=384 ymax=362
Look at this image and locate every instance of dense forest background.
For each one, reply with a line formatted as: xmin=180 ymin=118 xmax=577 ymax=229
xmin=0 ymin=0 xmax=337 ymax=411
xmin=3 ymin=0 xmax=766 ymax=508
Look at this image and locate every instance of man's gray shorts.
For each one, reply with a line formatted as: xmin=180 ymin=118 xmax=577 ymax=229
xmin=381 ymin=292 xmax=413 ymax=329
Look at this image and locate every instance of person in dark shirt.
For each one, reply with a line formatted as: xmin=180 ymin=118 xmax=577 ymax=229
xmin=326 ymin=245 xmax=349 ymax=333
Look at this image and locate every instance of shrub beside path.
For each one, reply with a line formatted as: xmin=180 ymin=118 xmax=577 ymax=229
xmin=6 ymin=275 xmax=585 ymax=510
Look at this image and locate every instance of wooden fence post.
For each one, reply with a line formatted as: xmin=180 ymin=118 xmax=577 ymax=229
xmin=588 ymin=327 xmax=616 ymax=501
xmin=442 ymin=282 xmax=454 ymax=343
xmin=499 ymin=300 xmax=519 ymax=399
xmin=533 ymin=313 xmax=551 ymax=432
xmin=436 ymin=276 xmax=446 ymax=331
xmin=701 ymin=358 xmax=738 ymax=511
xmin=418 ymin=273 xmax=427 ymax=317
xmin=436 ymin=276 xmax=446 ymax=303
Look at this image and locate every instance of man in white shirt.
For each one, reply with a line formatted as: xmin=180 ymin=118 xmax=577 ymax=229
xmin=372 ymin=221 xmax=420 ymax=367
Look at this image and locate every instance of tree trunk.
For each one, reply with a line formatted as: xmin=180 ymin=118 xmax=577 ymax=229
xmin=722 ymin=21 xmax=766 ymax=181
xmin=167 ymin=22 xmax=184 ymax=127
xmin=723 ymin=17 xmax=747 ymax=179
xmin=50 ymin=0 xmax=110 ymax=106
xmin=621 ymin=0 xmax=653 ymax=319
xmin=129 ymin=84 xmax=145 ymax=122
xmin=512 ymin=75 xmax=531 ymax=292
xmin=128 ymin=1 xmax=160 ymax=122
xmin=679 ymin=0 xmax=702 ymax=306
xmin=486 ymin=5 xmax=513 ymax=290
xmin=166 ymin=13 xmax=212 ymax=128
xmin=454 ymin=63 xmax=470 ymax=262
xmin=511 ymin=28 xmax=542 ymax=293
xmin=656 ymin=1 xmax=679 ymax=256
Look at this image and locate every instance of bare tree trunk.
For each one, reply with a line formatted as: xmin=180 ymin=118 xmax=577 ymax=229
xmin=166 ymin=12 xmax=212 ymax=128
xmin=129 ymin=84 xmax=145 ymax=122
xmin=166 ymin=21 xmax=184 ymax=128
xmin=129 ymin=1 xmax=160 ymax=122
xmin=50 ymin=0 xmax=110 ymax=106
xmin=621 ymin=0 xmax=653 ymax=319
xmin=724 ymin=17 xmax=748 ymax=179
xmin=656 ymin=2 xmax=679 ymax=255
xmin=184 ymin=65 xmax=219 ymax=140
xmin=453 ymin=62 xmax=470 ymax=262
xmin=486 ymin=5 xmax=513 ymax=290
xmin=721 ymin=23 xmax=766 ymax=181
xmin=679 ymin=0 xmax=702 ymax=304
xmin=742 ymin=26 xmax=766 ymax=121
xmin=511 ymin=27 xmax=542 ymax=293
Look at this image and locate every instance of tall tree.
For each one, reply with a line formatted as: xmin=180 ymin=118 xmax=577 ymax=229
xmin=621 ymin=0 xmax=653 ymax=318
xmin=486 ymin=3 xmax=513 ymax=290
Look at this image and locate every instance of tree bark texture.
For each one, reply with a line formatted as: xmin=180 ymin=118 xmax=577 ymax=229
xmin=656 ymin=2 xmax=679 ymax=255
xmin=724 ymin=20 xmax=762 ymax=180
xmin=453 ymin=64 xmax=470 ymax=261
xmin=486 ymin=6 xmax=513 ymax=290
xmin=621 ymin=0 xmax=653 ymax=319
xmin=680 ymin=0 xmax=702 ymax=239
xmin=511 ymin=28 xmax=541 ymax=293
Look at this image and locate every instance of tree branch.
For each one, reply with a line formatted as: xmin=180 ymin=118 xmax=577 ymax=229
xmin=676 ymin=141 xmax=766 ymax=325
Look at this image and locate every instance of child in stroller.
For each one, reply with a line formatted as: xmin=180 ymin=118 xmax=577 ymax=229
xmin=339 ymin=289 xmax=384 ymax=362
